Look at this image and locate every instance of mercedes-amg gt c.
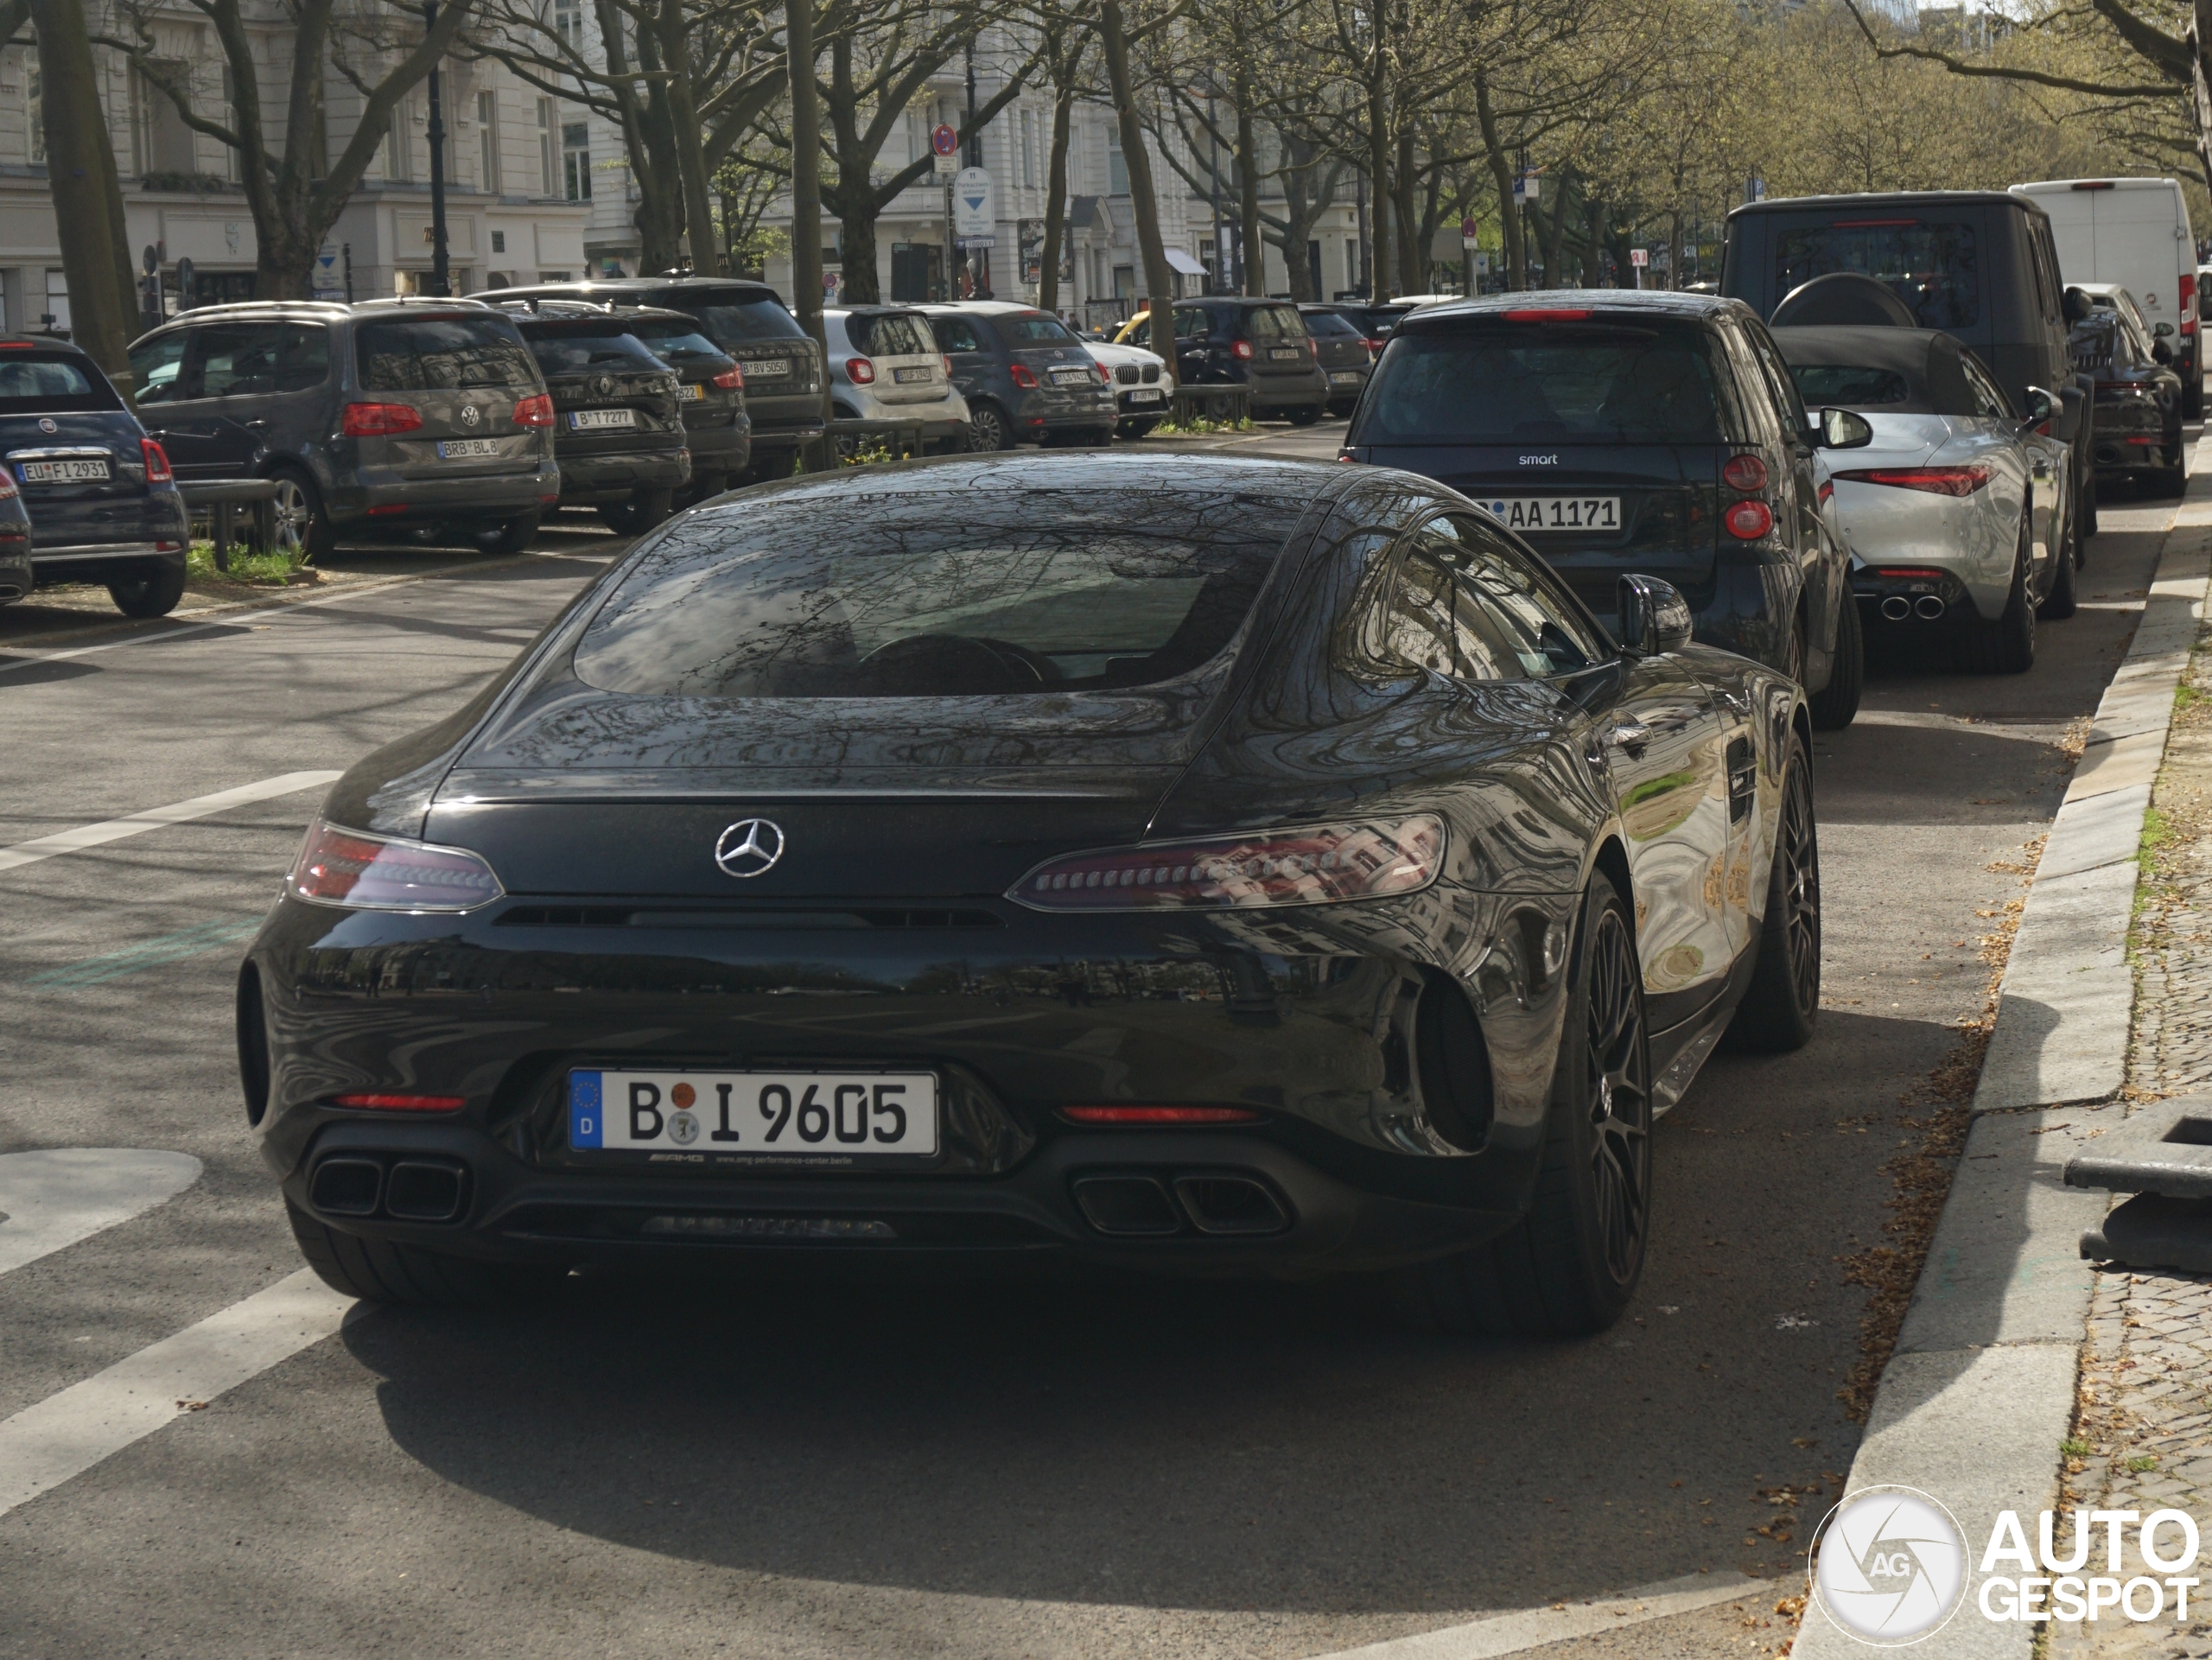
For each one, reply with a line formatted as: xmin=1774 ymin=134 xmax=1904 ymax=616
xmin=240 ymin=455 xmax=1821 ymax=1336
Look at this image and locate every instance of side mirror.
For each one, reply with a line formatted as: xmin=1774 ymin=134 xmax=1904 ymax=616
xmin=1815 ymin=405 xmax=1874 ymax=449
xmin=2022 ymin=385 xmax=2056 ymax=430
xmin=1618 ymin=575 xmax=1694 ymax=658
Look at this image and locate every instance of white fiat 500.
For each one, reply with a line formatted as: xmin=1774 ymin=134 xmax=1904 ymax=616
xmin=1774 ymin=324 xmax=2077 ymax=674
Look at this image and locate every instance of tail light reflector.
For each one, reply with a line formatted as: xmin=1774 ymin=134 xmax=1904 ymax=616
xmin=2183 ymin=273 xmax=2197 ymax=336
xmin=1232 ymin=340 xmax=1255 ymax=360
xmin=1833 ymin=465 xmax=1990 ymax=497
xmin=512 ymin=393 xmax=555 ymax=428
xmin=942 ymin=354 xmax=954 ymax=377
xmin=341 ymin=402 xmax=425 ymax=437
xmin=1721 ymin=452 xmax=1768 ymax=493
xmin=332 ymin=1093 xmax=467 ymax=1112
xmin=289 ymin=819 xmax=505 ymax=912
xmin=140 ymin=439 xmax=175 ymax=482
xmin=711 ymin=365 xmax=744 ymax=390
xmin=1059 ymin=1106 xmax=1262 ymax=1126
xmin=1008 ymin=362 xmax=1039 ymax=388
xmin=1010 ymin=815 xmax=1444 ymax=913
xmin=1866 ymin=566 xmax=1951 ymax=582
xmin=1503 ymin=308 xmax=1592 ymax=321
xmin=848 ymin=356 xmax=877 ymax=385
xmin=1362 ymin=339 xmax=1384 ymax=358
xmin=0 ymin=473 xmax=18 ymax=500
xmin=1723 ymin=499 xmax=1775 ymax=539
xmin=1095 ymin=363 xmax=1113 ymax=386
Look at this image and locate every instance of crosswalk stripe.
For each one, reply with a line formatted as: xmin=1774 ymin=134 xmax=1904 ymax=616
xmin=0 ymin=771 xmax=340 ymax=875
xmin=0 ymin=1269 xmax=356 ymax=1517
xmin=0 ymin=1148 xmax=203 ymax=1278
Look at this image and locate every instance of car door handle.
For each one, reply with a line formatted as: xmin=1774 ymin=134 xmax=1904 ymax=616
xmin=243 ymin=419 xmax=269 ymax=431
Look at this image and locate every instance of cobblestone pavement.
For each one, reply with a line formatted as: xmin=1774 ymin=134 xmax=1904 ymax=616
xmin=2052 ymin=617 xmax=2212 ymax=1659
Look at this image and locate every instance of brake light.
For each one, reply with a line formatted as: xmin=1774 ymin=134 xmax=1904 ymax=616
xmin=1833 ymin=217 xmax=1921 ymax=226
xmin=0 ymin=474 xmax=17 ymax=499
xmin=1059 ymin=1106 xmax=1262 ymax=1126
xmin=1866 ymin=566 xmax=1952 ymax=582
xmin=942 ymin=354 xmax=954 ymax=377
xmin=1010 ymin=815 xmax=1443 ymax=913
xmin=1721 ymin=453 xmax=1768 ymax=493
xmin=341 ymin=402 xmax=424 ymax=437
xmin=848 ymin=355 xmax=876 ymax=385
xmin=511 ymin=393 xmax=555 ymax=428
xmin=1503 ymin=308 xmax=1592 ymax=321
xmin=2184 ymin=273 xmax=2196 ymax=336
xmin=1362 ymin=339 xmax=1384 ymax=357
xmin=139 ymin=438 xmax=174 ymax=482
xmin=2069 ymin=181 xmax=2116 ymax=191
xmin=1232 ymin=340 xmax=1254 ymax=359
xmin=332 ymin=1093 xmax=467 ymax=1112
xmin=1094 ymin=363 xmax=1113 ymax=386
xmin=1723 ymin=499 xmax=1775 ymax=539
xmin=1008 ymin=362 xmax=1039 ymax=389
xmin=711 ymin=365 xmax=743 ymax=390
xmin=1834 ymin=465 xmax=1990 ymax=497
xmin=289 ymin=819 xmax=505 ymax=911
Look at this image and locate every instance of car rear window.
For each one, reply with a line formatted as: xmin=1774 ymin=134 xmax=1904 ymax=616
xmin=0 ymin=353 xmax=120 ymax=411
xmin=849 ymin=313 xmax=938 ymax=357
xmin=572 ymin=495 xmax=1298 ymax=698
xmin=1303 ymin=310 xmax=1360 ymax=339
xmin=1245 ymin=305 xmax=1308 ymax=341
xmin=619 ymin=320 xmax=728 ymax=364
xmin=1773 ymin=221 xmax=1980 ymax=330
xmin=522 ymin=328 xmax=668 ymax=376
xmin=675 ymin=292 xmax=807 ymax=343
xmin=993 ymin=311 xmax=1080 ymax=345
xmin=355 ymin=316 xmax=538 ymax=391
xmin=1788 ymin=365 xmax=1912 ymax=406
xmin=1354 ymin=319 xmax=1724 ymax=443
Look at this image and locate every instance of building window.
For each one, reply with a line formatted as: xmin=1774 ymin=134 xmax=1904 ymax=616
xmin=387 ymin=96 xmax=412 ymax=181
xmin=477 ymin=90 xmax=499 ymax=192
xmin=221 ymin=67 xmax=239 ymax=180
xmin=563 ymin=121 xmax=590 ymax=201
xmin=1107 ymin=130 xmax=1128 ymax=195
xmin=537 ymin=98 xmax=556 ymax=195
xmin=553 ymin=0 xmax=584 ymax=50
xmin=1019 ymin=107 xmax=1034 ymax=189
xmin=25 ymin=48 xmax=40 ymax=165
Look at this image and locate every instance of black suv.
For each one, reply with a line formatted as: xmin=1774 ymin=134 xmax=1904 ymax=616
xmin=508 ymin=310 xmax=690 ymax=534
xmin=475 ymin=277 xmax=822 ymax=479
xmin=1342 ymin=290 xmax=1869 ymax=726
xmin=1722 ymin=190 xmax=2100 ymax=541
xmin=1122 ymin=297 xmax=1332 ymax=423
xmin=128 ymin=298 xmax=557 ymax=558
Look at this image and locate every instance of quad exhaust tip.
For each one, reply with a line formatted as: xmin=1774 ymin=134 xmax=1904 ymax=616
xmin=1880 ymin=595 xmax=1911 ymax=620
xmin=1915 ymin=595 xmax=1947 ymax=620
xmin=308 ymin=1155 xmax=468 ymax=1223
xmin=1071 ymin=1172 xmax=1292 ymax=1237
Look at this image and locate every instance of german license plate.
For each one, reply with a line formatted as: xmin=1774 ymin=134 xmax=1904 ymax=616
xmin=893 ymin=366 xmax=931 ymax=385
xmin=569 ymin=1068 xmax=938 ymax=1157
xmin=1269 ymin=347 xmax=1304 ymax=361
xmin=1330 ymin=370 xmax=1363 ymax=385
xmin=18 ymin=457 xmax=108 ymax=483
xmin=1128 ymin=388 xmax=1163 ymax=403
xmin=741 ymin=359 xmax=790 ymax=378
xmin=1482 ymin=496 xmax=1623 ymax=532
xmin=682 ymin=382 xmax=705 ymax=400
xmin=1051 ymin=367 xmax=1094 ymax=386
xmin=436 ymin=438 xmax=500 ymax=459
xmin=569 ymin=408 xmax=635 ymax=430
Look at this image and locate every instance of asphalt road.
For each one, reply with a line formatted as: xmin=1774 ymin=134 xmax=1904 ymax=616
xmin=0 ymin=432 xmax=2181 ymax=1659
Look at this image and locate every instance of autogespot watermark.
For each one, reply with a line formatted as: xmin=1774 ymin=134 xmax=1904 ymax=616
xmin=1807 ymin=1486 xmax=2205 ymax=1645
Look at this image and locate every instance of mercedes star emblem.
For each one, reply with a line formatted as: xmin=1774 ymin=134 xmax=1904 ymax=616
xmin=461 ymin=404 xmax=480 ymax=427
xmin=715 ymin=818 xmax=785 ymax=879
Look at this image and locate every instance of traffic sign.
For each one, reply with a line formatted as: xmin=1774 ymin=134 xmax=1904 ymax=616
xmin=1629 ymin=247 xmax=1649 ymax=268
xmin=1461 ymin=216 xmax=1478 ymax=251
xmin=931 ymin=124 xmax=958 ymax=156
xmin=953 ymin=167 xmax=994 ymax=240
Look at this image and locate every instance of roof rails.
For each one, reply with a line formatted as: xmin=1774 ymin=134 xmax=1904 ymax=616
xmin=169 ymin=299 xmax=353 ymax=318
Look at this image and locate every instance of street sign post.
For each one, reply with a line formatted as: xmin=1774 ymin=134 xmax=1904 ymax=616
xmin=1460 ymin=216 xmax=1478 ymax=251
xmin=953 ymin=167 xmax=994 ymax=243
xmin=1629 ymin=246 xmax=1649 ymax=290
xmin=931 ymin=124 xmax=959 ymax=179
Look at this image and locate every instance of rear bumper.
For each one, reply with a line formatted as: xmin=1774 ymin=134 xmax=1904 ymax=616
xmin=555 ymin=447 xmax=692 ymax=502
xmin=679 ymin=417 xmax=750 ymax=475
xmin=336 ymin=464 xmax=560 ymax=526
xmin=23 ymin=489 xmax=188 ymax=557
xmin=746 ymin=390 xmax=830 ymax=452
xmin=1011 ymin=387 xmax=1117 ymax=436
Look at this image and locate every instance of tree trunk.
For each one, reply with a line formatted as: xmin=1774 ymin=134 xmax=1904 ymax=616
xmin=1100 ymin=0 xmax=1175 ymax=390
xmin=1365 ymin=60 xmax=1391 ymax=300
xmin=787 ymin=0 xmax=830 ymax=462
xmin=1234 ymin=86 xmax=1261 ymax=296
xmin=657 ymin=0 xmax=721 ymax=276
xmin=2193 ymin=0 xmax=2212 ymax=199
xmin=1542 ymin=175 xmax=1572 ymax=289
xmin=1039 ymin=65 xmax=1077 ymax=314
xmin=836 ymin=202 xmax=881 ymax=304
xmin=1473 ymin=73 xmax=1522 ymax=292
xmin=1394 ymin=127 xmax=1419 ymax=293
xmin=31 ymin=0 xmax=132 ymax=385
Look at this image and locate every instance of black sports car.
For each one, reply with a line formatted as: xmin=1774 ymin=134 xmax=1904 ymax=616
xmin=240 ymin=455 xmax=1821 ymax=1336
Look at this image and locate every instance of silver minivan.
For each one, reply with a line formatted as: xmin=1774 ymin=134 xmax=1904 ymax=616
xmin=824 ymin=308 xmax=971 ymax=453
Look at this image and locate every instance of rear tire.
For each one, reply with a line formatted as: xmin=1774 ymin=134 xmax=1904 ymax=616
xmin=106 ymin=559 xmax=186 ymax=618
xmin=1954 ymin=517 xmax=2036 ymax=674
xmin=597 ymin=486 xmax=674 ymax=536
xmin=1116 ymin=417 xmax=1160 ymax=440
xmin=478 ymin=512 xmax=541 ymax=557
xmin=2186 ymin=376 xmax=2203 ymax=422
xmin=1808 ymin=590 xmax=1862 ymax=730
xmin=2081 ymin=472 xmax=2099 ymax=545
xmin=286 ymin=1199 xmax=563 ymax=1307
xmin=1394 ymin=871 xmax=1651 ymax=1338
xmin=968 ymin=402 xmax=1013 ymax=451
xmin=1287 ymin=404 xmax=1325 ymax=426
xmin=267 ymin=467 xmax=335 ymax=563
xmin=1724 ymin=735 xmax=1821 ymax=1054
xmin=2037 ymin=515 xmax=2078 ymax=620
xmin=2161 ymin=436 xmax=2190 ymax=497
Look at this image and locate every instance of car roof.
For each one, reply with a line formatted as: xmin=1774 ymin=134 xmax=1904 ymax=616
xmin=495 ymin=298 xmax=698 ymax=324
xmin=0 ymin=333 xmax=89 ymax=353
xmin=1728 ymin=188 xmax=2049 ymax=220
xmin=691 ymin=450 xmax=1357 ymax=512
xmin=1768 ymin=325 xmax=1980 ymax=415
xmin=1402 ymin=289 xmax=1741 ymax=325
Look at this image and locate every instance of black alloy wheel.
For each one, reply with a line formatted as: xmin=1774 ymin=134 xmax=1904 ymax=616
xmin=477 ymin=512 xmax=542 ymax=557
xmin=1808 ymin=589 xmax=1862 ymax=730
xmin=2037 ymin=512 xmax=2078 ymax=621
xmin=1726 ymin=737 xmax=1821 ymax=1053
xmin=969 ymin=402 xmax=1013 ymax=451
xmin=598 ymin=486 xmax=674 ymax=536
xmin=1580 ymin=900 xmax=1653 ymax=1289
xmin=1287 ymin=404 xmax=1325 ymax=426
xmin=266 ymin=467 xmax=334 ymax=563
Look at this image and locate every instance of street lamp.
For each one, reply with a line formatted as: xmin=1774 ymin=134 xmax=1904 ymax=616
xmin=424 ymin=0 xmax=450 ymax=296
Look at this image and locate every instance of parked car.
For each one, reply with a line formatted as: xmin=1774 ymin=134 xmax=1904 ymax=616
xmin=127 ymin=298 xmax=556 ymax=561
xmin=2068 ymin=289 xmax=2187 ymax=496
xmin=2012 ymin=178 xmax=2200 ymax=418
xmin=1774 ymin=324 xmax=2076 ymax=672
xmin=244 ymin=453 xmax=1822 ymax=1338
xmin=598 ymin=307 xmax=750 ymax=504
xmin=506 ymin=309 xmax=690 ymax=534
xmin=823 ymin=307 xmax=971 ymax=453
xmin=1723 ymin=190 xmax=2100 ymax=546
xmin=1081 ymin=336 xmax=1171 ymax=437
xmin=0 ymin=336 xmax=112 ymax=607
xmin=1114 ymin=297 xmax=1332 ymax=423
xmin=1341 ymin=289 xmax=1866 ymax=727
xmin=474 ymin=277 xmax=822 ymax=480
xmin=1299 ymin=303 xmax=1374 ymax=412
xmin=920 ymin=302 xmax=1116 ymax=449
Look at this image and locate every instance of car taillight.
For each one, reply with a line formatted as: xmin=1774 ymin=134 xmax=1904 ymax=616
xmin=1503 ymin=308 xmax=1592 ymax=321
xmin=849 ymin=356 xmax=876 ymax=385
xmin=289 ymin=819 xmax=505 ymax=912
xmin=1008 ymin=363 xmax=1039 ymax=389
xmin=511 ymin=393 xmax=555 ymax=429
xmin=1009 ymin=815 xmax=1443 ymax=913
xmin=1723 ymin=499 xmax=1775 ymax=539
xmin=139 ymin=438 xmax=174 ymax=483
xmin=1362 ymin=339 xmax=1384 ymax=357
xmin=1094 ymin=363 xmax=1113 ymax=386
xmin=2184 ymin=273 xmax=2197 ymax=336
xmin=1834 ymin=465 xmax=1991 ymax=497
xmin=1232 ymin=340 xmax=1254 ymax=360
xmin=340 ymin=402 xmax=424 ymax=437
xmin=0 ymin=473 xmax=17 ymax=499
xmin=332 ymin=1093 xmax=467 ymax=1112
xmin=711 ymin=365 xmax=743 ymax=390
xmin=1721 ymin=452 xmax=1767 ymax=493
xmin=942 ymin=354 xmax=954 ymax=377
xmin=1060 ymin=1106 xmax=1262 ymax=1126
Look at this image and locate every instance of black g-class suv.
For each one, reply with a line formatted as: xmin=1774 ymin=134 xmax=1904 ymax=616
xmin=127 ymin=297 xmax=558 ymax=558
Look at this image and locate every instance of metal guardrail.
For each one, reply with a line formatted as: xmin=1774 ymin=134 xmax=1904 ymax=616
xmin=178 ymin=479 xmax=278 ymax=572
xmin=825 ymin=417 xmax=955 ymax=464
xmin=1169 ymin=383 xmax=1252 ymax=426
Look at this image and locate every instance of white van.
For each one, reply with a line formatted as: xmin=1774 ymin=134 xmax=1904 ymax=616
xmin=2012 ymin=177 xmax=2200 ymax=416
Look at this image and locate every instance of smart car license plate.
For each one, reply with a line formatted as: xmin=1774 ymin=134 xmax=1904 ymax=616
xmin=569 ymin=408 xmax=635 ymax=430
xmin=436 ymin=438 xmax=500 ymax=458
xmin=1330 ymin=370 xmax=1362 ymax=385
xmin=741 ymin=359 xmax=790 ymax=378
xmin=893 ymin=366 xmax=931 ymax=385
xmin=1483 ymin=496 xmax=1622 ymax=532
xmin=1269 ymin=347 xmax=1304 ymax=361
xmin=569 ymin=1068 xmax=939 ymax=1157
xmin=18 ymin=457 xmax=109 ymax=483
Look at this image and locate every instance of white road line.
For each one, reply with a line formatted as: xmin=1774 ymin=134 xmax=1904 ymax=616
xmin=0 ymin=1269 xmax=356 ymax=1517
xmin=0 ymin=770 xmax=340 ymax=875
xmin=0 ymin=1149 xmax=202 ymax=1277
xmin=1300 ymin=1571 xmax=1763 ymax=1659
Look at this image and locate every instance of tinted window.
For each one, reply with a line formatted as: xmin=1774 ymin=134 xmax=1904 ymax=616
xmin=1773 ymin=221 xmax=1979 ymax=329
xmin=2070 ymin=315 xmax=2123 ymax=372
xmin=1303 ymin=310 xmax=1360 ymax=339
xmin=1356 ymin=320 xmax=1723 ymax=443
xmin=619 ymin=319 xmax=728 ymax=363
xmin=1436 ymin=514 xmax=1606 ymax=669
xmin=850 ymin=314 xmax=937 ymax=357
xmin=993 ymin=311 xmax=1079 ymax=344
xmin=931 ymin=315 xmax=988 ymax=354
xmin=276 ymin=323 xmax=330 ymax=392
xmin=0 ymin=353 xmax=118 ymax=410
xmin=129 ymin=333 xmax=190 ymax=405
xmin=193 ymin=322 xmax=282 ymax=398
xmin=356 ymin=316 xmax=537 ymax=391
xmin=1960 ymin=359 xmax=2013 ymax=420
xmin=677 ymin=293 xmax=806 ymax=343
xmin=573 ymin=496 xmax=1295 ymax=697
xmin=523 ymin=328 xmax=667 ymax=375
xmin=1246 ymin=305 xmax=1308 ymax=341
xmin=1789 ymin=365 xmax=1911 ymax=405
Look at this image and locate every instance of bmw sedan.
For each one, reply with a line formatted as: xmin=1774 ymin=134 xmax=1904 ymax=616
xmin=241 ymin=455 xmax=1821 ymax=1337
